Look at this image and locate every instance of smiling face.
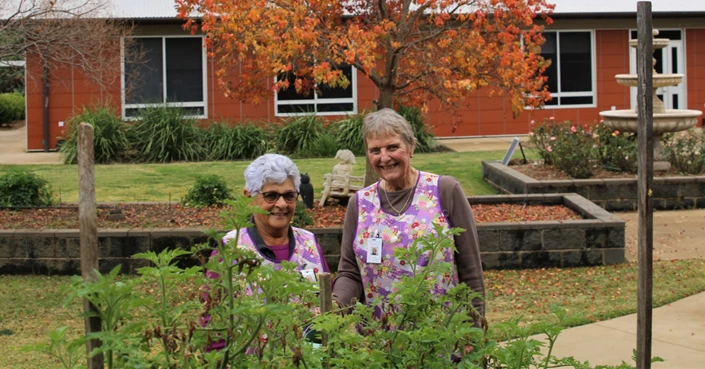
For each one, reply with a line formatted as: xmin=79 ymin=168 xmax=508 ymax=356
xmin=247 ymin=177 xmax=297 ymax=237
xmin=366 ymin=133 xmax=415 ymax=190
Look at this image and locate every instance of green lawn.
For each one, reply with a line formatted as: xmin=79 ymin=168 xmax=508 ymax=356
xmin=0 ymin=150 xmax=509 ymax=203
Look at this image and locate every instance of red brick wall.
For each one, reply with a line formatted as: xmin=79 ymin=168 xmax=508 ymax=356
xmin=686 ymin=28 xmax=705 ymax=122
xmin=25 ymin=28 xmax=705 ymax=150
xmin=25 ymin=52 xmax=121 ymax=151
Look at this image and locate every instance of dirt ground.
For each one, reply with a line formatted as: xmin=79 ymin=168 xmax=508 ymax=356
xmin=615 ymin=209 xmax=705 ymax=262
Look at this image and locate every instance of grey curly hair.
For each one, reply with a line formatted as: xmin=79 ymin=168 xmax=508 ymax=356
xmin=244 ymin=154 xmax=301 ymax=194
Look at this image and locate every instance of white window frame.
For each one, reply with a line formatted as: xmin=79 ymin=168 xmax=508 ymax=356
xmin=274 ymin=65 xmax=357 ymax=116
xmin=540 ymin=29 xmax=597 ymax=109
xmin=121 ymin=35 xmax=208 ymax=120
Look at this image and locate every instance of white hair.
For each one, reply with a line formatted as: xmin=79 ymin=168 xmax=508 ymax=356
xmin=244 ymin=154 xmax=301 ymax=194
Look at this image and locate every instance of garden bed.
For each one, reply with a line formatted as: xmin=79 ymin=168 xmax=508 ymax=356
xmin=483 ymin=160 xmax=705 ymax=211
xmin=0 ymin=194 xmax=624 ymax=274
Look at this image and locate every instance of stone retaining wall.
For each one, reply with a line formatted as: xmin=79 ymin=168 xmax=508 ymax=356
xmin=483 ymin=161 xmax=705 ymax=211
xmin=0 ymin=194 xmax=625 ymax=274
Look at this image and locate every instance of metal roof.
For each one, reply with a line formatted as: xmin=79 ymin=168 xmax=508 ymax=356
xmin=551 ymin=0 xmax=705 ymax=15
xmin=105 ymin=0 xmax=180 ymax=19
xmin=2 ymin=0 xmax=704 ymax=20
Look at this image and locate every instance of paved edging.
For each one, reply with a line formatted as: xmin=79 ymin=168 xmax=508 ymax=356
xmin=0 ymin=194 xmax=625 ymax=274
xmin=482 ymin=160 xmax=705 ymax=211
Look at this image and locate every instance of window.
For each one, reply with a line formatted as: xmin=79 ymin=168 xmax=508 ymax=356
xmin=123 ymin=37 xmax=207 ymax=118
xmin=275 ymin=65 xmax=356 ymax=116
xmin=541 ymin=31 xmax=595 ymax=107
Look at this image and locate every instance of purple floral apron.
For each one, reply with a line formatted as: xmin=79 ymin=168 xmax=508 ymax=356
xmin=353 ymin=171 xmax=458 ymax=313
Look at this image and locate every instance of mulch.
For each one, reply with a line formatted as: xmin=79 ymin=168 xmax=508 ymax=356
xmin=0 ymin=202 xmax=581 ymax=230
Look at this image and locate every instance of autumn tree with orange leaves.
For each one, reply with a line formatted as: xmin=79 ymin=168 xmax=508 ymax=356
xmin=176 ymin=0 xmax=553 ymax=182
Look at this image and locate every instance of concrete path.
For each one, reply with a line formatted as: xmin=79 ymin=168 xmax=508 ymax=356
xmin=533 ymin=292 xmax=705 ymax=368
xmin=0 ymin=123 xmax=62 ymax=165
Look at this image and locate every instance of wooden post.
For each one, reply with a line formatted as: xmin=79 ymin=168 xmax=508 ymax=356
xmin=318 ymin=272 xmax=333 ymax=369
xmin=78 ymin=123 xmax=104 ymax=369
xmin=318 ymin=273 xmax=333 ymax=345
xmin=636 ymin=3 xmax=654 ymax=368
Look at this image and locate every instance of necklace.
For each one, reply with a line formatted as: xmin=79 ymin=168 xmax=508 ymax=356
xmin=383 ymin=183 xmax=414 ymax=216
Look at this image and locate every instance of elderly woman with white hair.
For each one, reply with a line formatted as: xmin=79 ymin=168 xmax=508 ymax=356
xmin=332 ymin=108 xmax=485 ymax=317
xmin=202 ymin=154 xmax=328 ymax=352
xmin=219 ymin=153 xmax=329 ymax=275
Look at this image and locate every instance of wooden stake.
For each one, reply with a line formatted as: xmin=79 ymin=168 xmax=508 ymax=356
xmin=636 ymin=3 xmax=654 ymax=368
xmin=78 ymin=122 xmax=103 ymax=369
xmin=318 ymin=273 xmax=333 ymax=345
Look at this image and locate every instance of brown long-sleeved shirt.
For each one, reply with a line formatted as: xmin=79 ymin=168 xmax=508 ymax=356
xmin=332 ymin=174 xmax=486 ymax=316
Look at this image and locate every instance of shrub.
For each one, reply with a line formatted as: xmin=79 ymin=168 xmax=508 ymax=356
xmin=551 ymin=123 xmax=597 ymax=179
xmin=291 ymin=201 xmax=314 ymax=227
xmin=202 ymin=120 xmax=272 ymax=161
xmin=128 ymin=105 xmax=204 ymax=162
xmin=528 ymin=118 xmax=563 ymax=165
xmin=300 ymin=133 xmax=339 ymax=158
xmin=332 ymin=112 xmax=366 ymax=155
xmin=398 ymin=105 xmax=437 ymax=153
xmin=275 ymin=114 xmax=324 ymax=155
xmin=662 ymin=128 xmax=705 ymax=174
xmin=0 ymin=67 xmax=24 ymax=94
xmin=59 ymin=104 xmax=130 ymax=164
xmin=0 ymin=92 xmax=24 ymax=124
xmin=182 ymin=175 xmax=232 ymax=207
xmin=594 ymin=123 xmax=638 ymax=173
xmin=0 ymin=170 xmax=53 ymax=207
xmin=530 ymin=119 xmax=597 ymax=178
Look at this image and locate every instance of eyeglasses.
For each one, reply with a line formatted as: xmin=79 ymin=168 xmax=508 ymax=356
xmin=259 ymin=191 xmax=299 ymax=204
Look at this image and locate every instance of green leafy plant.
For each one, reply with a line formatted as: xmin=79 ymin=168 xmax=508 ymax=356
xmin=0 ymin=67 xmax=24 ymax=94
xmin=203 ymin=120 xmax=272 ymax=161
xmin=182 ymin=175 xmax=232 ymax=207
xmin=550 ymin=123 xmax=597 ymax=179
xmin=0 ymin=170 xmax=53 ymax=207
xmin=662 ymin=128 xmax=705 ymax=174
xmin=59 ymin=104 xmax=130 ymax=164
xmin=128 ymin=104 xmax=204 ymax=162
xmin=398 ymin=105 xmax=437 ymax=153
xmin=291 ymin=201 xmax=313 ymax=228
xmin=332 ymin=112 xmax=366 ymax=155
xmin=301 ymin=133 xmax=339 ymax=158
xmin=594 ymin=123 xmax=638 ymax=173
xmin=22 ymin=326 xmax=85 ymax=369
xmin=529 ymin=119 xmax=597 ymax=178
xmin=0 ymin=92 xmax=24 ymax=124
xmin=528 ymin=117 xmax=563 ymax=165
xmin=275 ymin=114 xmax=325 ymax=155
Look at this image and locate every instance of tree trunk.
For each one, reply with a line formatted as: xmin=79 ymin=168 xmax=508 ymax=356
xmin=376 ymin=87 xmax=394 ymax=110
xmin=363 ymin=155 xmax=378 ymax=187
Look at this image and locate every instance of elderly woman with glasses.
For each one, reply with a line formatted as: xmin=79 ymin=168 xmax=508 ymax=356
xmin=219 ymin=153 xmax=329 ymax=275
xmin=203 ymin=154 xmax=328 ymax=352
xmin=332 ymin=108 xmax=485 ymax=317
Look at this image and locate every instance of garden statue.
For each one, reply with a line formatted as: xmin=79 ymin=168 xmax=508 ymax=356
xmin=299 ymin=173 xmax=314 ymax=209
xmin=331 ymin=149 xmax=356 ymax=188
xmin=318 ymin=149 xmax=364 ymax=206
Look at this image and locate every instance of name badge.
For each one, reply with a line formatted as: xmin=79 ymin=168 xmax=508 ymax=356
xmin=300 ymin=269 xmax=317 ymax=283
xmin=366 ymin=237 xmax=382 ymax=264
